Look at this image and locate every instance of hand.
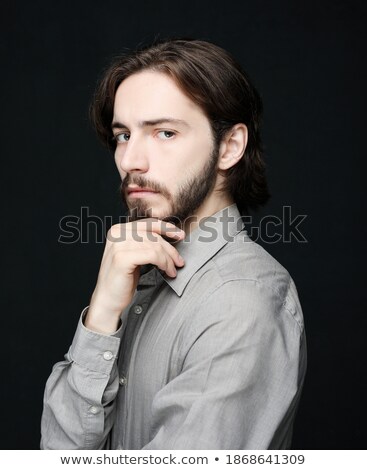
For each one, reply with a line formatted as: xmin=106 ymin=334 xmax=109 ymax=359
xmin=85 ymin=218 xmax=185 ymax=334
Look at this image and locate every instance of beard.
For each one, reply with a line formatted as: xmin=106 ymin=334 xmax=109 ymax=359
xmin=119 ymin=142 xmax=220 ymax=226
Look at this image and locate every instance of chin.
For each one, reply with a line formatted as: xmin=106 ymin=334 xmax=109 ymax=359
xmin=127 ymin=203 xmax=172 ymax=222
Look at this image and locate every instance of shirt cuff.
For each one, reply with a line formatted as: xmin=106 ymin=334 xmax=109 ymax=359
xmin=68 ymin=306 xmax=124 ymax=375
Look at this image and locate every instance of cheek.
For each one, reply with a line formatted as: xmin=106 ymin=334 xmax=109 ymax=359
xmin=174 ymin=137 xmax=213 ymax=173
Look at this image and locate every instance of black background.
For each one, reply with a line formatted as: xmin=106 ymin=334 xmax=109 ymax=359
xmin=1 ymin=0 xmax=366 ymax=450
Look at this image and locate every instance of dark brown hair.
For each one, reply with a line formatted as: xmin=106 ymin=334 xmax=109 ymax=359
xmin=89 ymin=37 xmax=270 ymax=215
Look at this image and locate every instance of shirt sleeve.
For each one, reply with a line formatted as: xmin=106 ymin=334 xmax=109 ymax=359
xmin=142 ymin=277 xmax=307 ymax=450
xmin=40 ymin=307 xmax=125 ymax=449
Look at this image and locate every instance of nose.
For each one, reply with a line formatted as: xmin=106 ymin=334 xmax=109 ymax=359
xmin=115 ymin=134 xmax=149 ymax=175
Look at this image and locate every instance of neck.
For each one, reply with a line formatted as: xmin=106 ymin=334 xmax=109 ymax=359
xmin=181 ymin=193 xmax=235 ymax=234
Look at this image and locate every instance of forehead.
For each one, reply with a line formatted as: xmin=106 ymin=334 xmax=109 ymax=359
xmin=113 ymin=70 xmax=208 ymax=126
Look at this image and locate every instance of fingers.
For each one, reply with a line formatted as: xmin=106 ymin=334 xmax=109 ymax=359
xmin=123 ymin=244 xmax=181 ymax=278
xmin=125 ymin=219 xmax=185 ymax=240
xmin=125 ymin=236 xmax=184 ymax=278
xmin=103 ymin=218 xmax=186 ymax=278
xmin=145 ymin=248 xmax=177 ymax=278
xmin=159 ymin=235 xmax=185 ymax=265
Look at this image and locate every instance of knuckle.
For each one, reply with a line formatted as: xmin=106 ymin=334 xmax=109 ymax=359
xmin=108 ymin=224 xmax=125 ymax=240
xmin=148 ymin=250 xmax=159 ymax=264
xmin=156 ymin=242 xmax=165 ymax=252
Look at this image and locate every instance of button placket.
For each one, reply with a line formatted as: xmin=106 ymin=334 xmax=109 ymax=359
xmin=89 ymin=405 xmax=99 ymax=415
xmin=133 ymin=304 xmax=143 ymax=315
xmin=103 ymin=351 xmax=114 ymax=361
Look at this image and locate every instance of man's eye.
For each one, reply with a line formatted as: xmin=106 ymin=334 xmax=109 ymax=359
xmin=157 ymin=130 xmax=175 ymax=140
xmin=115 ymin=133 xmax=130 ymax=142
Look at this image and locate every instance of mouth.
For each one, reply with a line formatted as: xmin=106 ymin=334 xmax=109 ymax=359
xmin=127 ymin=187 xmax=160 ymax=198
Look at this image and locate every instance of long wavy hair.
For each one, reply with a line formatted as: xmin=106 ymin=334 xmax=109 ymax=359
xmin=89 ymin=37 xmax=270 ymax=215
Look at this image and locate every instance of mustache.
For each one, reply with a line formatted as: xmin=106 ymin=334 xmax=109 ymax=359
xmin=120 ymin=176 xmax=169 ymax=197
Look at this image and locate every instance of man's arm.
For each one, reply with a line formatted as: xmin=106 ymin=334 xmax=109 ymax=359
xmin=143 ymin=278 xmax=307 ymax=450
xmin=41 ymin=218 xmax=185 ymax=449
xmin=40 ymin=307 xmax=123 ymax=449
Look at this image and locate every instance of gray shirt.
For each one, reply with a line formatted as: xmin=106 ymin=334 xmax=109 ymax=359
xmin=41 ymin=203 xmax=307 ymax=450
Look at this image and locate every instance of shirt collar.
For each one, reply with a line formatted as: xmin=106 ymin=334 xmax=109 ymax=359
xmin=138 ymin=204 xmax=246 ymax=296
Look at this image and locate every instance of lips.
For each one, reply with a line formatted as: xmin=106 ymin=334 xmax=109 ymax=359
xmin=127 ymin=187 xmax=158 ymax=194
xmin=127 ymin=186 xmax=158 ymax=198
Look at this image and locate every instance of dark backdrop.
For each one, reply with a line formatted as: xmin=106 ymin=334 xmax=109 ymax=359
xmin=1 ymin=0 xmax=366 ymax=450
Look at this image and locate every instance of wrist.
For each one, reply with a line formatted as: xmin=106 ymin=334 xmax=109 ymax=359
xmin=84 ymin=307 xmax=122 ymax=334
xmin=85 ymin=295 xmax=125 ymax=334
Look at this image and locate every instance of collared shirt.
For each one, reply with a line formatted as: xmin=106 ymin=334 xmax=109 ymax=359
xmin=41 ymin=203 xmax=307 ymax=450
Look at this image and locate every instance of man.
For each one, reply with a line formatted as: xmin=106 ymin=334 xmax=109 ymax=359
xmin=41 ymin=37 xmax=306 ymax=449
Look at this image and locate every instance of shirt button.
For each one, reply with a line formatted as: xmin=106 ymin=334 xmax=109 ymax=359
xmin=133 ymin=304 xmax=143 ymax=314
xmin=119 ymin=376 xmax=127 ymax=386
xmin=89 ymin=406 xmax=99 ymax=415
xmin=103 ymin=351 xmax=114 ymax=361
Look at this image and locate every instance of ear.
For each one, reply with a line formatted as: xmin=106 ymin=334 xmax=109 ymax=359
xmin=217 ymin=123 xmax=248 ymax=170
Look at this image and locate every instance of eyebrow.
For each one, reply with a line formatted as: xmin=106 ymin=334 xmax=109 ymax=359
xmin=111 ymin=118 xmax=190 ymax=130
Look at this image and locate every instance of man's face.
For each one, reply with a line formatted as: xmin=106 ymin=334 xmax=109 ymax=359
xmin=112 ymin=70 xmax=220 ymax=224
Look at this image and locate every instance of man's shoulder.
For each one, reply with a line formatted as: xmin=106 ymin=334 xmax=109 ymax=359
xmin=181 ymin=231 xmax=304 ymax=340
xmin=203 ymin=232 xmax=303 ymax=329
xmin=211 ymin=231 xmax=291 ymax=293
